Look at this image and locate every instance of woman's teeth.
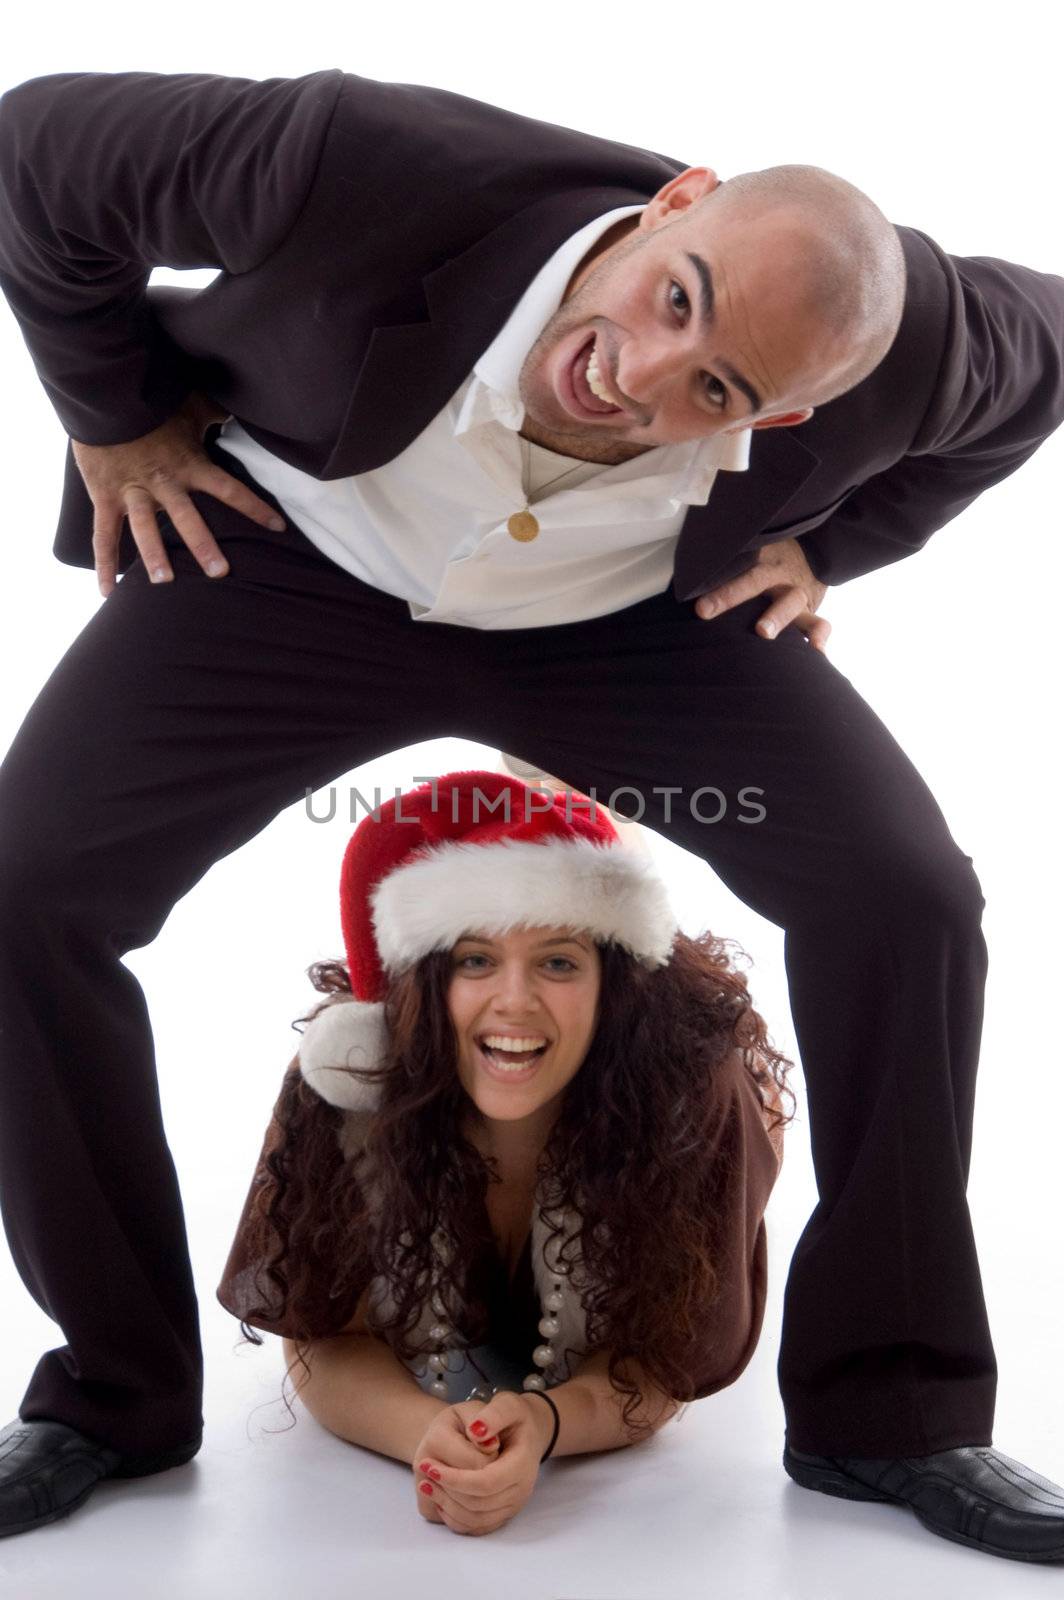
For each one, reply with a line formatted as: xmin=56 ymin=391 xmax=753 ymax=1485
xmin=479 ymin=1035 xmax=548 ymax=1070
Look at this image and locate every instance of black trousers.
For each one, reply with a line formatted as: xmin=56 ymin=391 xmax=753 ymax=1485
xmin=0 ymin=442 xmax=995 ymax=1458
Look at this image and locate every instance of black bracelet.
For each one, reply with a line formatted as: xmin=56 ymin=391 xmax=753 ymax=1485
xmin=523 ymin=1388 xmax=560 ymax=1461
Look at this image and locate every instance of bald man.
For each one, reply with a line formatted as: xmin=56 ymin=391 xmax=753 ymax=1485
xmin=0 ymin=68 xmax=1062 ymax=1561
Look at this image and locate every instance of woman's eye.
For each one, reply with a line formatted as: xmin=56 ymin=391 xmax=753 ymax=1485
xmin=667 ymin=279 xmax=728 ymax=410
xmin=454 ymin=954 xmax=576 ymax=973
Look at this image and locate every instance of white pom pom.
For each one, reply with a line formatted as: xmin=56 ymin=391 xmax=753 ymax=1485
xmin=298 ymin=996 xmax=388 ymax=1111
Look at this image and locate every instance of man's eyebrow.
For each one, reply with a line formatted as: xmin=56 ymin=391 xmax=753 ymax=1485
xmin=683 ymin=250 xmax=763 ymax=415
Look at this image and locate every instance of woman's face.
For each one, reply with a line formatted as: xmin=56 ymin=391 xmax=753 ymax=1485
xmin=447 ymin=924 xmax=602 ymax=1143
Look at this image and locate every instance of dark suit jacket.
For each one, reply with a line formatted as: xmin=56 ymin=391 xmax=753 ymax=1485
xmin=1 ymin=67 xmax=1062 ymax=602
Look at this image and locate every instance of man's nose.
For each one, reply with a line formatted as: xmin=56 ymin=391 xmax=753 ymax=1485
xmin=615 ymin=342 xmax=677 ymax=408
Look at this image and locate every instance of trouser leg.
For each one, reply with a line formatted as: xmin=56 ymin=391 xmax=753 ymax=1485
xmin=466 ymin=584 xmax=995 ymax=1456
xmin=0 ymin=507 xmax=488 ymax=1455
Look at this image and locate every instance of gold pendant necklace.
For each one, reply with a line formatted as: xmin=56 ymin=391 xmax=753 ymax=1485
xmin=507 ymin=437 xmax=588 ymax=542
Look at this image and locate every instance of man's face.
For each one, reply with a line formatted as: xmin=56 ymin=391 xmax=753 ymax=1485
xmin=516 ymin=167 xmax=857 ymax=463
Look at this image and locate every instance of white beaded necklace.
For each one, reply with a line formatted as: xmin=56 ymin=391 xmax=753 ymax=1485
xmin=342 ymin=1121 xmax=595 ymax=1404
xmin=425 ymin=1216 xmax=571 ymax=1403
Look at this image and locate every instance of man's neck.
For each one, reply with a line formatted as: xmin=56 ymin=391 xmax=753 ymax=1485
xmin=562 ymin=212 xmax=642 ymax=301
xmin=518 ymin=415 xmax=654 ymax=465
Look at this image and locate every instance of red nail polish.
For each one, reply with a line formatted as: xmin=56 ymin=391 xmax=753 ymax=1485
xmin=481 ymin=1436 xmax=498 ymax=1448
xmin=419 ymin=1481 xmax=434 ymax=1496
xmin=428 ymin=1467 xmax=442 ymax=1480
xmin=470 ymin=1422 xmax=487 ymax=1436
xmin=418 ymin=1460 xmax=432 ymax=1473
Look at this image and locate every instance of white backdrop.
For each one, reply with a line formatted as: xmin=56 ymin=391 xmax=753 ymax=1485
xmin=1 ymin=5 xmax=1061 ymax=1595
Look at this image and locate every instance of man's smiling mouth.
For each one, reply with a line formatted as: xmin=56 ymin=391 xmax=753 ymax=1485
xmin=562 ymin=334 xmax=627 ymax=420
xmin=585 ymin=344 xmax=617 ymax=405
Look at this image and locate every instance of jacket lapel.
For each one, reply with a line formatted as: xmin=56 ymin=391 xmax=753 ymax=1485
xmin=321 ymin=185 xmax=657 ymax=479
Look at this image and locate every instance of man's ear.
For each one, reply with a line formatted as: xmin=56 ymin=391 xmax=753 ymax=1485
xmin=640 ymin=166 xmax=721 ymax=231
xmin=743 ymin=407 xmax=815 ymax=431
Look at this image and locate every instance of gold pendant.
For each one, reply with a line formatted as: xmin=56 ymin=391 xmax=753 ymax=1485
xmin=507 ymin=510 xmax=540 ymax=542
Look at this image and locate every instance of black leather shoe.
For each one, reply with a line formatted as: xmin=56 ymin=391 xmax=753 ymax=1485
xmin=783 ymin=1440 xmax=1064 ymax=1563
xmin=0 ymin=1417 xmax=202 ymax=1538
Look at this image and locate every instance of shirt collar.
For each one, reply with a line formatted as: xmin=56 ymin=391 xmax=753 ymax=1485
xmin=454 ymin=203 xmax=751 ymax=501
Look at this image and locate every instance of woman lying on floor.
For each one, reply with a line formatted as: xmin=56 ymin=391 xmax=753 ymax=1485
xmin=216 ymin=767 xmax=791 ymax=1536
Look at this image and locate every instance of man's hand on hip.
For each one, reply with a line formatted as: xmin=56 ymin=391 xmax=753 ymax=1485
xmin=71 ymin=390 xmax=287 ymax=599
xmin=694 ymin=537 xmax=831 ymax=653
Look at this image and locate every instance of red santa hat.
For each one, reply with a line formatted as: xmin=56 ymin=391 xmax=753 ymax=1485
xmin=298 ymin=768 xmax=679 ymax=1110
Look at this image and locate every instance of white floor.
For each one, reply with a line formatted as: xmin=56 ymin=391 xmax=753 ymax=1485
xmin=3 ymin=1201 xmax=1062 ymax=1599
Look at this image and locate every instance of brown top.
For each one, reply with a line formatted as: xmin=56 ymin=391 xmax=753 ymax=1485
xmin=215 ymin=1045 xmax=785 ymax=1402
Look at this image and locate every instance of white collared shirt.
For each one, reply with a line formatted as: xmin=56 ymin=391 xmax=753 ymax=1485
xmin=214 ymin=204 xmax=750 ymax=630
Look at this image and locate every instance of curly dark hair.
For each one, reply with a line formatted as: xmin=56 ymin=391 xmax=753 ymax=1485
xmin=234 ymin=928 xmax=796 ymax=1444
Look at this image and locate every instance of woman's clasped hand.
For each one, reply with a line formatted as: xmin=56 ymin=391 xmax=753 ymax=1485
xmin=413 ymin=1392 xmax=551 ymax=1535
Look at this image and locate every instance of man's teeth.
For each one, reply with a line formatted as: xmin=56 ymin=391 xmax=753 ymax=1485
xmin=585 ymin=346 xmax=614 ymax=405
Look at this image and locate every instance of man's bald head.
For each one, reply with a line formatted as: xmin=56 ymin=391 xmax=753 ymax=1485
xmin=691 ymin=164 xmax=907 ymax=406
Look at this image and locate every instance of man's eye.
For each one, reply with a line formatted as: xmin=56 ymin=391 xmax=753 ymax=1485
xmin=668 ymin=280 xmax=691 ymax=318
xmin=667 ymin=280 xmax=728 ymax=410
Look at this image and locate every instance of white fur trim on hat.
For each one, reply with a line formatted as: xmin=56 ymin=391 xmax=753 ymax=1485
xmin=298 ymin=996 xmax=388 ymax=1112
xmin=371 ymin=835 xmax=677 ymax=975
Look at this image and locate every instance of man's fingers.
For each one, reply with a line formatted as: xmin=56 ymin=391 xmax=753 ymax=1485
xmin=695 ymin=581 xmax=749 ymax=620
xmin=124 ymin=487 xmax=178 ymax=584
xmin=92 ymin=494 xmax=169 ymax=596
xmin=153 ymin=463 xmax=288 ymax=581
xmin=200 ymin=464 xmax=286 ymax=534
xmin=159 ymin=488 xmax=230 ymax=578
xmin=754 ymin=594 xmax=797 ymax=638
xmin=92 ymin=508 xmax=121 ymax=599
xmin=76 ymin=409 xmax=288 ymax=598
xmin=806 ymin=613 xmax=832 ymax=652
xmin=756 ymin=594 xmax=833 ymax=652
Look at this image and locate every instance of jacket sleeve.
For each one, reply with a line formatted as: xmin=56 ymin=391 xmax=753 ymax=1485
xmin=797 ymin=250 xmax=1064 ymax=587
xmin=0 ymin=67 xmax=343 ymax=446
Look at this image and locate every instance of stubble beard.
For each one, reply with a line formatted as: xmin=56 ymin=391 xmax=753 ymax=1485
xmin=516 ymin=237 xmax=656 ymax=466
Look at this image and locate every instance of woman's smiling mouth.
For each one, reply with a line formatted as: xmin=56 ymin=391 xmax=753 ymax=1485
xmin=476 ymin=1033 xmax=550 ymax=1082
